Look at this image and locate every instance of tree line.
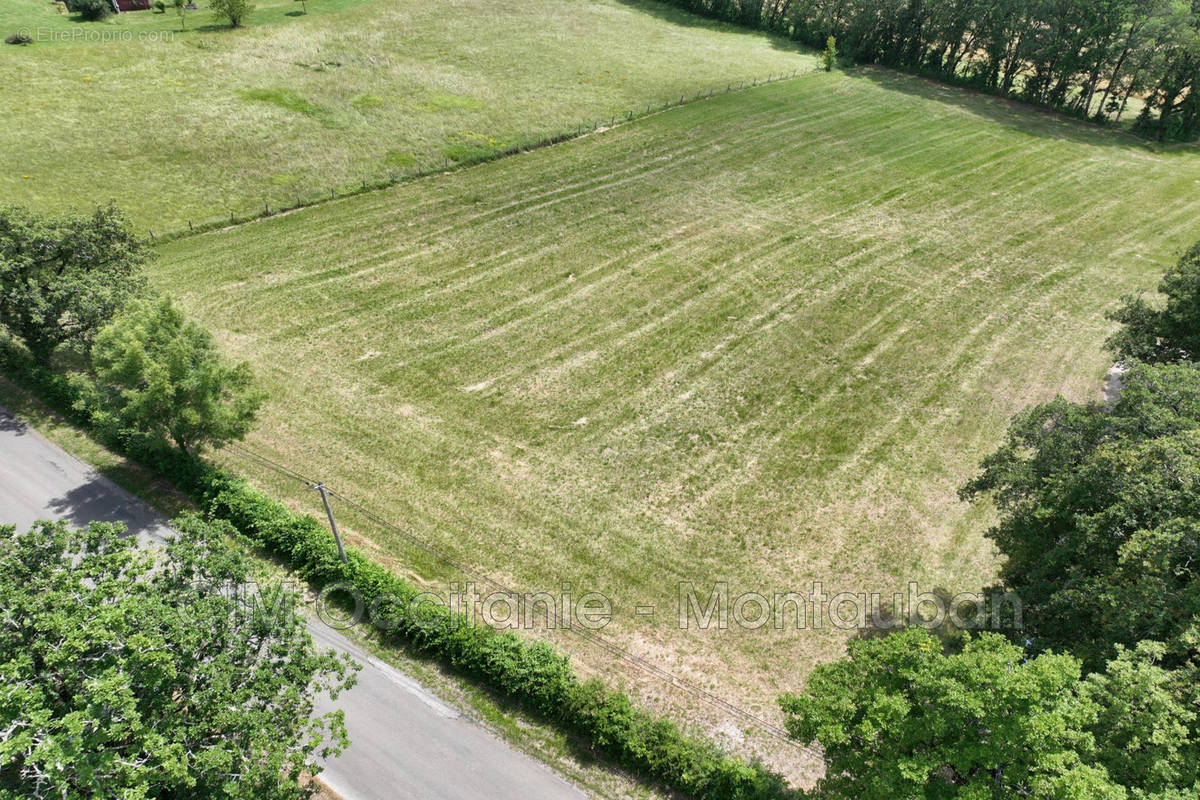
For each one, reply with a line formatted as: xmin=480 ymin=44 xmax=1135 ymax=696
xmin=780 ymin=246 xmax=1200 ymax=797
xmin=664 ymin=0 xmax=1200 ymax=141
xmin=0 ymin=204 xmax=263 ymax=457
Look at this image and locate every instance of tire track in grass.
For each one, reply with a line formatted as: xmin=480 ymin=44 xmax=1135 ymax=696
xmin=267 ymin=91 xmax=866 ymax=325
xmin=152 ymin=73 xmax=1200 ymax=729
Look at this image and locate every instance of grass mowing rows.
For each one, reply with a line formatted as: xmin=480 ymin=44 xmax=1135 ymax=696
xmin=0 ymin=0 xmax=811 ymax=230
xmin=153 ymin=67 xmax=1200 ymax=773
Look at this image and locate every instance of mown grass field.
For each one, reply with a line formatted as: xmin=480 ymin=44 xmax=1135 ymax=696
xmin=0 ymin=0 xmax=810 ymax=230
xmin=152 ymin=67 xmax=1200 ymax=761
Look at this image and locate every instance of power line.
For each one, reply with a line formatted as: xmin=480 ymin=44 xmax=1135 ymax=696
xmin=323 ymin=486 xmax=804 ymax=747
xmin=223 ymin=443 xmax=816 ymax=754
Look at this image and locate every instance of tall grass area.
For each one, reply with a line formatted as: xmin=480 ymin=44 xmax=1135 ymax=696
xmin=154 ymin=68 xmax=1200 ymax=756
xmin=0 ymin=0 xmax=810 ymax=229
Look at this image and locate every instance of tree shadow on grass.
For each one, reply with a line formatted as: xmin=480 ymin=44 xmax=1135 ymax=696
xmin=611 ymin=0 xmax=810 ymax=56
xmin=854 ymin=65 xmax=1162 ymax=152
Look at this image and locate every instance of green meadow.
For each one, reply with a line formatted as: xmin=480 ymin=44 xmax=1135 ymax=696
xmin=153 ymin=68 xmax=1200 ymax=750
xmin=0 ymin=0 xmax=810 ymax=229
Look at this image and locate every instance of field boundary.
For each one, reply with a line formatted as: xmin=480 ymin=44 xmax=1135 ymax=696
xmin=225 ymin=441 xmax=816 ymax=756
xmin=0 ymin=345 xmax=807 ymax=800
xmin=149 ymin=68 xmax=814 ymax=244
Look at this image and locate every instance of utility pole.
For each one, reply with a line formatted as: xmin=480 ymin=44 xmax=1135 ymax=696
xmin=315 ymin=483 xmax=348 ymax=564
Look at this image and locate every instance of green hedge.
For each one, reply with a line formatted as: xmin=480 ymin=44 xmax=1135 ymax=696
xmin=200 ymin=472 xmax=792 ymax=799
xmin=0 ymin=344 xmax=795 ymax=800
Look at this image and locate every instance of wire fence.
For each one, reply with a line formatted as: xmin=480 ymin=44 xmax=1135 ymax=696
xmin=147 ymin=68 xmax=812 ymax=244
xmin=224 ymin=441 xmax=822 ymax=761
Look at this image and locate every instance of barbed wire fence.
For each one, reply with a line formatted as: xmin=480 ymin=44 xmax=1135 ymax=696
xmin=147 ymin=68 xmax=812 ymax=243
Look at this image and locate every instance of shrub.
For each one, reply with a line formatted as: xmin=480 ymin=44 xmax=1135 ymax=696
xmin=198 ymin=473 xmax=794 ymax=799
xmin=209 ymin=0 xmax=253 ymax=27
xmin=69 ymin=0 xmax=112 ymax=21
xmin=822 ymin=36 xmax=838 ymax=72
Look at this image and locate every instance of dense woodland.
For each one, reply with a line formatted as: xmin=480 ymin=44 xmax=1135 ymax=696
xmin=664 ymin=0 xmax=1200 ymax=140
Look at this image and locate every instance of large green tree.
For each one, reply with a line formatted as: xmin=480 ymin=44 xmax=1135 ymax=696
xmin=0 ymin=205 xmax=147 ymax=364
xmin=960 ymin=361 xmax=1200 ymax=668
xmin=780 ymin=628 xmax=1198 ymax=800
xmin=1080 ymin=642 xmax=1199 ymax=797
xmin=783 ymin=247 xmax=1200 ymax=799
xmin=0 ymin=516 xmax=356 ymax=799
xmin=1108 ymin=242 xmax=1200 ymax=364
xmin=779 ymin=628 xmax=1121 ymax=799
xmin=91 ymin=297 xmax=265 ymax=455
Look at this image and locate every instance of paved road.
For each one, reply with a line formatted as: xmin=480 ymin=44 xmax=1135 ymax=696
xmin=0 ymin=406 xmax=589 ymax=800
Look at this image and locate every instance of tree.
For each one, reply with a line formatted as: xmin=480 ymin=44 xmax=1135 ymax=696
xmin=961 ymin=361 xmax=1200 ymax=668
xmin=778 ymin=628 xmax=1122 ymax=799
xmin=779 ymin=627 xmax=1199 ymax=799
xmin=295 ymin=0 xmax=307 ymax=13
xmin=68 ymin=0 xmax=112 ymax=21
xmin=91 ymin=297 xmax=265 ymax=455
xmin=822 ymin=35 xmax=839 ymax=71
xmin=0 ymin=516 xmax=357 ymax=799
xmin=1108 ymin=241 xmax=1200 ymax=364
xmin=209 ymin=0 xmax=253 ymax=27
xmin=1080 ymin=642 xmax=1199 ymax=796
xmin=174 ymin=0 xmax=189 ymax=29
xmin=0 ymin=205 xmax=147 ymax=364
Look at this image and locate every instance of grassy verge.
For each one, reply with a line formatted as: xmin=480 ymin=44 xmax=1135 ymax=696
xmin=0 ymin=376 xmax=191 ymax=516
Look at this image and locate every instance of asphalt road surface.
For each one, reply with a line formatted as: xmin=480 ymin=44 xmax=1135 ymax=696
xmin=0 ymin=406 xmax=590 ymax=800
